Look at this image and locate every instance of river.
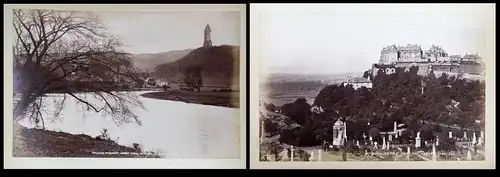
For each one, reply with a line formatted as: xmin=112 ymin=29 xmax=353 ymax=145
xmin=16 ymin=91 xmax=240 ymax=159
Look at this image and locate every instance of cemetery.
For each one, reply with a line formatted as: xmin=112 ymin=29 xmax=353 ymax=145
xmin=260 ymin=119 xmax=486 ymax=162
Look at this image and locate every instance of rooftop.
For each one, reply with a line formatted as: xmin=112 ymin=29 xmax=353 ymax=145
xmin=347 ymin=77 xmax=371 ymax=83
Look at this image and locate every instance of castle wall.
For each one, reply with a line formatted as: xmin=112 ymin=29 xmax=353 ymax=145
xmin=380 ymin=52 xmax=398 ymax=64
xmin=460 ymin=64 xmax=482 ymax=75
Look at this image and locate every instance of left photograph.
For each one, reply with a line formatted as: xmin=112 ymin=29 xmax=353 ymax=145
xmin=9 ymin=6 xmax=243 ymax=161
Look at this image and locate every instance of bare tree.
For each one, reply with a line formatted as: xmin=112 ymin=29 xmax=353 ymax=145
xmin=13 ymin=9 xmax=145 ymax=128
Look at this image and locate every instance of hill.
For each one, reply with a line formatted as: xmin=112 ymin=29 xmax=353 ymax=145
xmin=154 ymin=45 xmax=240 ymax=87
xmin=130 ymin=49 xmax=193 ymax=72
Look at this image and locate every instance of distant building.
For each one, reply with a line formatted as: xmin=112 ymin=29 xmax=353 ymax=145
xmin=374 ymin=44 xmax=485 ymax=79
xmin=203 ymin=24 xmax=212 ymax=47
xmin=342 ymin=76 xmax=372 ymax=90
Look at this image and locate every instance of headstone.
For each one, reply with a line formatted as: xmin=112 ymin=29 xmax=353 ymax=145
xmin=477 ymin=137 xmax=483 ymax=146
xmin=389 ymin=134 xmax=393 ymax=142
xmin=425 ymin=141 xmax=428 ymax=147
xmin=432 ymin=143 xmax=437 ymax=161
xmin=466 ymin=150 xmax=472 ymax=161
xmin=365 ymin=149 xmax=369 ymax=156
xmin=309 ymin=151 xmax=315 ymax=161
xmin=472 ymin=132 xmax=477 ymax=145
xmin=407 ymin=146 xmax=411 ymax=161
xmin=480 ymin=131 xmax=484 ymax=140
xmin=387 ymin=141 xmax=391 ymax=150
xmin=318 ymin=149 xmax=322 ymax=161
xmin=290 ymin=146 xmax=294 ymax=162
xmin=394 ymin=121 xmax=398 ymax=133
xmin=436 ymin=136 xmax=439 ymax=146
xmin=356 ymin=140 xmax=360 ymax=147
xmin=463 ymin=131 xmax=467 ymax=140
xmin=374 ymin=142 xmax=378 ymax=149
xmin=369 ymin=136 xmax=373 ymax=145
xmin=449 ymin=131 xmax=453 ymax=139
xmin=267 ymin=154 xmax=276 ymax=162
xmin=280 ymin=149 xmax=289 ymax=161
xmin=382 ymin=137 xmax=387 ymax=150
xmin=415 ymin=132 xmax=421 ymax=148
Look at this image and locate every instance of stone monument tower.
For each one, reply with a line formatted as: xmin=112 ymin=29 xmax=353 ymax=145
xmin=203 ymin=24 xmax=212 ymax=47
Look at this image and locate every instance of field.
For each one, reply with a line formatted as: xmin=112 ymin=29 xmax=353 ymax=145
xmin=141 ymin=89 xmax=240 ymax=108
xmin=260 ymin=81 xmax=327 ymax=106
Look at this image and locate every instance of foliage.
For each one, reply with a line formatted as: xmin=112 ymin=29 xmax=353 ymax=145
xmin=276 ymin=66 xmax=485 ymax=147
xmin=12 ymin=9 xmax=145 ymax=128
xmin=155 ymin=45 xmax=239 ymax=87
xmin=183 ymin=65 xmax=203 ymax=92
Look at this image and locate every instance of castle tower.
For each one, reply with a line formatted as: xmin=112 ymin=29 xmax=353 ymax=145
xmin=203 ymin=24 xmax=212 ymax=47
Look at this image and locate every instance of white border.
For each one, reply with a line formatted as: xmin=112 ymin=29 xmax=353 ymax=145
xmin=250 ymin=3 xmax=496 ymax=169
xmin=3 ymin=4 xmax=246 ymax=169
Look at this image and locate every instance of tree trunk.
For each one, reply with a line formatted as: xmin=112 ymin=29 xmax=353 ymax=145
xmin=13 ymin=93 xmax=32 ymax=122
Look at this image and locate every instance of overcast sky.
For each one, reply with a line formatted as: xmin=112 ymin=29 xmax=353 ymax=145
xmin=257 ymin=4 xmax=495 ymax=75
xmin=95 ymin=11 xmax=240 ymax=54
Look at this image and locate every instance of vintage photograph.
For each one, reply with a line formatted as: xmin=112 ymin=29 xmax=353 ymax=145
xmin=253 ymin=4 xmax=494 ymax=168
xmin=8 ymin=5 xmax=244 ymax=162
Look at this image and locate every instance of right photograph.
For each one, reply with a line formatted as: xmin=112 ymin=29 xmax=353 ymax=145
xmin=251 ymin=4 xmax=495 ymax=168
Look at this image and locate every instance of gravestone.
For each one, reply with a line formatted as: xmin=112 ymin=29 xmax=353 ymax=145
xmin=280 ymin=149 xmax=289 ymax=161
xmin=382 ymin=137 xmax=387 ymax=150
xmin=415 ymin=132 xmax=421 ymax=148
xmin=309 ymin=151 xmax=315 ymax=161
xmin=267 ymin=154 xmax=276 ymax=162
xmin=318 ymin=149 xmax=322 ymax=161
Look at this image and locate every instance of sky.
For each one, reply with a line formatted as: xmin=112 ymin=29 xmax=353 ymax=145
xmin=95 ymin=11 xmax=240 ymax=54
xmin=257 ymin=4 xmax=495 ymax=75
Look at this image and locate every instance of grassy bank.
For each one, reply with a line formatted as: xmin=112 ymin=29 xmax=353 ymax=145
xmin=141 ymin=90 xmax=240 ymax=108
xmin=13 ymin=125 xmax=161 ymax=158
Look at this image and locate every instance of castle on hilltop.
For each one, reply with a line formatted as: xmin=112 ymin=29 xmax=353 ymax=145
xmin=203 ymin=24 xmax=212 ymax=48
xmin=371 ymin=44 xmax=485 ymax=79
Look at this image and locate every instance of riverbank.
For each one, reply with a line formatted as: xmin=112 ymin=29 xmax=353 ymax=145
xmin=13 ymin=124 xmax=160 ymax=158
xmin=141 ymin=90 xmax=240 ymax=108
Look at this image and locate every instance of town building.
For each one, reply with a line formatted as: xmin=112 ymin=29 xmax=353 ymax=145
xmin=342 ymin=76 xmax=372 ymax=90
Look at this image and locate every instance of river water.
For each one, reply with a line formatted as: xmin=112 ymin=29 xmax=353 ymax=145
xmin=16 ymin=91 xmax=240 ymax=159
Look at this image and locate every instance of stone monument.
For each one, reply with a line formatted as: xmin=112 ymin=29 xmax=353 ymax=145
xmin=203 ymin=24 xmax=212 ymax=47
xmin=432 ymin=143 xmax=437 ymax=161
xmin=472 ymin=132 xmax=477 ymax=145
xmin=318 ymin=149 xmax=322 ymax=161
xmin=415 ymin=132 xmax=421 ymax=148
xmin=394 ymin=121 xmax=398 ymax=133
xmin=290 ymin=146 xmax=294 ymax=162
xmin=332 ymin=119 xmax=346 ymax=146
xmin=466 ymin=150 xmax=472 ymax=161
xmin=280 ymin=149 xmax=289 ymax=161
xmin=309 ymin=151 xmax=315 ymax=161
xmin=382 ymin=137 xmax=387 ymax=150
xmin=449 ymin=131 xmax=453 ymax=139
